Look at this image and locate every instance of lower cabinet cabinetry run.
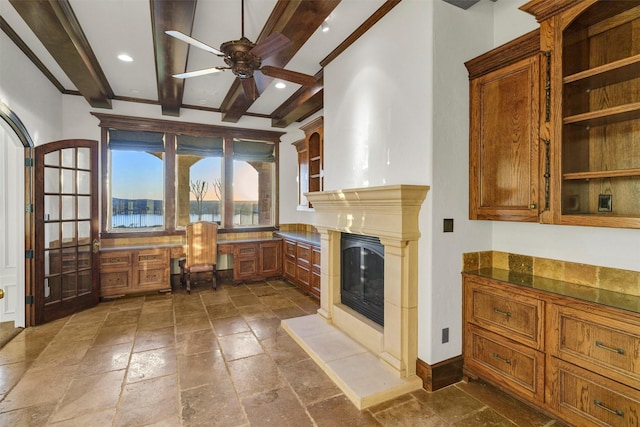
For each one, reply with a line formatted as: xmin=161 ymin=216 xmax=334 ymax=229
xmin=100 ymin=248 xmax=170 ymax=297
xmin=282 ymin=237 xmax=320 ymax=298
xmin=463 ymin=273 xmax=640 ymax=426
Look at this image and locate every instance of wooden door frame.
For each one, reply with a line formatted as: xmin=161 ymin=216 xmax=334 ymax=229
xmin=0 ymin=101 xmax=35 ymax=326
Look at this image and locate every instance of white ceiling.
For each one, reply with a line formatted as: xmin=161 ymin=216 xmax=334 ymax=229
xmin=1 ymin=0 xmax=387 ymax=118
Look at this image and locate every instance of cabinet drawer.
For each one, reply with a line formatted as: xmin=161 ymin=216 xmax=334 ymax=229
xmin=136 ymin=267 xmax=167 ymax=289
xmin=100 ymin=270 xmax=131 ymax=295
xmin=297 ymin=263 xmax=310 ymax=286
xmin=312 ymin=247 xmax=321 ymax=267
xmin=465 ymin=277 xmax=544 ymax=350
xmin=548 ymin=304 xmax=640 ymax=387
xmin=548 ymin=358 xmax=640 ymax=427
xmin=284 ymin=258 xmax=296 ymax=280
xmin=136 ymin=249 xmax=167 ymax=266
xmin=170 ymin=245 xmax=185 ymax=258
xmin=284 ymin=240 xmax=296 ymax=258
xmin=235 ymin=243 xmax=258 ymax=258
xmin=465 ymin=324 xmax=544 ymax=403
xmin=297 ymin=243 xmax=311 ymax=264
xmin=100 ymin=252 xmax=131 ymax=268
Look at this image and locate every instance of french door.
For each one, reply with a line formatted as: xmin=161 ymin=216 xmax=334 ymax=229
xmin=34 ymin=140 xmax=99 ymax=324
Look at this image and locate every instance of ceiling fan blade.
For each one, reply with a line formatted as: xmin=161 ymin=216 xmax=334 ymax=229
xmin=165 ymin=30 xmax=224 ymax=56
xmin=250 ymin=32 xmax=292 ymax=59
xmin=241 ymin=77 xmax=259 ymax=101
xmin=172 ymin=67 xmax=226 ymax=79
xmin=259 ymin=66 xmax=317 ymax=86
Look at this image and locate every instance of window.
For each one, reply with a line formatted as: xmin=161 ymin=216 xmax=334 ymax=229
xmin=96 ymin=114 xmax=282 ymax=235
xmin=108 ymin=130 xmax=165 ymax=231
xmin=176 ymin=135 xmax=223 ymax=227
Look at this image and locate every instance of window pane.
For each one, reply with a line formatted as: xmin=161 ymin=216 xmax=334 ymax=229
xmin=232 ymin=160 xmax=274 ymax=227
xmin=110 ymin=150 xmax=164 ymax=230
xmin=176 ymin=155 xmax=222 ymax=226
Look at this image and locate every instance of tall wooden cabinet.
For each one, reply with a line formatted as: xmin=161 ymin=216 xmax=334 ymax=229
xmin=466 ymin=31 xmax=542 ymax=221
xmin=294 ymin=116 xmax=323 ymax=209
xmin=468 ymin=1 xmax=640 ymax=229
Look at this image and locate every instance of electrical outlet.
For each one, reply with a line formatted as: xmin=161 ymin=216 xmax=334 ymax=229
xmin=442 ymin=327 xmax=449 ymax=343
xmin=443 ymin=218 xmax=454 ymax=232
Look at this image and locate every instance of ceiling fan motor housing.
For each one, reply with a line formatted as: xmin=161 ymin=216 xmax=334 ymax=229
xmin=221 ymin=37 xmax=262 ymax=79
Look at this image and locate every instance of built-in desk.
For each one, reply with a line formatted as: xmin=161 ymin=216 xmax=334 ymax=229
xmin=99 ymin=237 xmax=283 ymax=297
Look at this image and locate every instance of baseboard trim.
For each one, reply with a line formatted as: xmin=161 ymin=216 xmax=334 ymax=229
xmin=416 ymin=355 xmax=463 ymax=392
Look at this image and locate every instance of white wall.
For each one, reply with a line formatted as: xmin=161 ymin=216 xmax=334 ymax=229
xmin=0 ymin=24 xmax=63 ymax=144
xmin=428 ymin=0 xmax=494 ymax=363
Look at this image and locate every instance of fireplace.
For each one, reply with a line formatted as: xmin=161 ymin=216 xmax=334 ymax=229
xmin=307 ymin=185 xmax=428 ymax=376
xmin=341 ymin=233 xmax=384 ymax=326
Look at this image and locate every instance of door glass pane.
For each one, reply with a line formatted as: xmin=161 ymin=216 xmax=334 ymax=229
xmin=62 ymin=221 xmax=76 ymax=246
xmin=62 ymin=196 xmax=76 ymax=220
xmin=78 ymin=245 xmax=91 ymax=269
xmin=77 ymin=147 xmax=90 ymax=169
xmin=45 ymin=223 xmax=60 ymax=249
xmin=62 ymin=247 xmax=76 ymax=273
xmin=44 ymin=151 xmax=59 ymax=166
xmin=46 ymin=249 xmax=61 ymax=275
xmin=62 ymin=148 xmax=75 ymax=168
xmin=78 ymin=171 xmax=90 ymax=194
xmin=78 ymin=220 xmax=90 ymax=244
xmin=45 ymin=167 xmax=60 ymax=193
xmin=62 ymin=273 xmax=76 ymax=299
xmin=78 ymin=270 xmax=91 ymax=295
xmin=45 ymin=195 xmax=59 ymax=221
xmin=78 ymin=196 xmax=91 ymax=220
xmin=61 ymin=169 xmax=75 ymax=194
xmin=45 ymin=277 xmax=61 ymax=303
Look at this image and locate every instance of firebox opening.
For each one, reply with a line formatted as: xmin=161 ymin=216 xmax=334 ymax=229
xmin=340 ymin=233 xmax=385 ymax=326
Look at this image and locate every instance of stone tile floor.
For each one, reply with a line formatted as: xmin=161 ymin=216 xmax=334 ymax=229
xmin=0 ymin=277 xmax=564 ymax=426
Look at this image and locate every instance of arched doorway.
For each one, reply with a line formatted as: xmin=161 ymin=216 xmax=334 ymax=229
xmin=0 ymin=101 xmax=34 ymax=342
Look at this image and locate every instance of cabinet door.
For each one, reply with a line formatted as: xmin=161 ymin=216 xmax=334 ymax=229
xmin=310 ymin=246 xmax=321 ymax=297
xmin=470 ymin=55 xmax=540 ymax=221
xmin=234 ymin=243 xmax=258 ymax=281
xmin=258 ymin=240 xmax=282 ymax=277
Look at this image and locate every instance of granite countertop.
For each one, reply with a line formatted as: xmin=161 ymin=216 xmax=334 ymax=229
xmin=274 ymin=231 xmax=320 ymax=245
xmin=465 ymin=268 xmax=640 ymax=315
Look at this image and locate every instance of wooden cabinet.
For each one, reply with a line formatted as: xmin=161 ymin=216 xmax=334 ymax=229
xmin=225 ymin=239 xmax=282 ymax=283
xmin=463 ymin=274 xmax=545 ymax=403
xmin=468 ymin=2 xmax=640 ymax=228
xmin=294 ymin=116 xmax=323 ymax=209
xmin=463 ymin=271 xmax=640 ymax=426
xmin=542 ymin=1 xmax=640 ymax=228
xmin=280 ymin=235 xmax=319 ymax=297
xmin=100 ymin=247 xmax=170 ymax=297
xmin=466 ymin=31 xmax=542 ymax=222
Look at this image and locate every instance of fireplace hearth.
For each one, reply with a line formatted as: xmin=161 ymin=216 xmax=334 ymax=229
xmin=341 ymin=233 xmax=384 ymax=326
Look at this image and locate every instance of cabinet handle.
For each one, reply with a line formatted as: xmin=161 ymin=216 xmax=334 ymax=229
xmin=493 ymin=307 xmax=511 ymax=318
xmin=595 ymin=340 xmax=625 ymax=355
xmin=594 ymin=400 xmax=624 ymax=417
xmin=492 ymin=352 xmax=511 ymax=365
xmin=530 ymin=203 xmax=537 ymax=209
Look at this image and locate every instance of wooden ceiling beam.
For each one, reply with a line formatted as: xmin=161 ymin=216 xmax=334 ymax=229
xmin=220 ymin=0 xmax=341 ymax=123
xmin=9 ymin=0 xmax=113 ymax=109
xmin=150 ymin=0 xmax=197 ymax=117
xmin=270 ymin=71 xmax=323 ymax=128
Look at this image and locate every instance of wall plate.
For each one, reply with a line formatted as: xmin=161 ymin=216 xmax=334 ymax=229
xmin=598 ymin=194 xmax=612 ymax=212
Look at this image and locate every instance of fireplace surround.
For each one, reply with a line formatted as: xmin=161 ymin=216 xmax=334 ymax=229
xmin=284 ymin=185 xmax=429 ymax=407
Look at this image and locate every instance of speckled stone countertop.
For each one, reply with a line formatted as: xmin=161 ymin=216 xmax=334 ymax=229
xmin=274 ymin=231 xmax=320 ymax=245
xmin=465 ymin=268 xmax=640 ymax=315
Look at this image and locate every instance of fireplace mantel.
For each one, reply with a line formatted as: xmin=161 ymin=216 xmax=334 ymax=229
xmin=284 ymin=184 xmax=429 ymax=408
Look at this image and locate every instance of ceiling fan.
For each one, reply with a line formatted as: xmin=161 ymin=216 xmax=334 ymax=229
xmin=165 ymin=0 xmax=317 ymax=101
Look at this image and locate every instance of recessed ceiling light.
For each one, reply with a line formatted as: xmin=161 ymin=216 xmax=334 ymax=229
xmin=275 ymin=82 xmax=286 ymax=89
xmin=118 ymin=54 xmax=133 ymax=62
xmin=321 ymin=21 xmax=330 ymax=32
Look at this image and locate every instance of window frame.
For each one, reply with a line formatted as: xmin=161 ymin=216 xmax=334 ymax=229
xmin=94 ymin=113 xmax=283 ymax=238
